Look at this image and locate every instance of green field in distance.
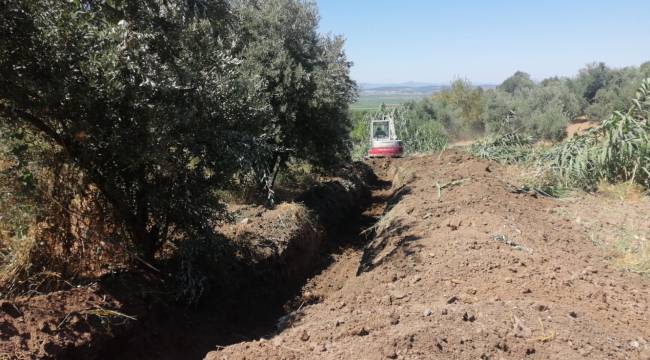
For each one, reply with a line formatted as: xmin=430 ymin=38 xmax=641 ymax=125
xmin=351 ymin=93 xmax=429 ymax=110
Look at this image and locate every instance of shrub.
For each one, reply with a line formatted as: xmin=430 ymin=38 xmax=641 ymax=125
xmin=539 ymin=79 xmax=649 ymax=190
xmin=469 ymin=133 xmax=536 ymax=164
xmin=473 ymin=79 xmax=650 ymax=192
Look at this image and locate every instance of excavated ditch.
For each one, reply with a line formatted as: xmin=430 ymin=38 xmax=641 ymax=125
xmin=93 ymin=162 xmax=392 ymax=360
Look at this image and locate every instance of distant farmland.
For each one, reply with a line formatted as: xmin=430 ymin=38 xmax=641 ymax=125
xmin=352 ymin=83 xmax=496 ymax=110
xmin=351 ymin=93 xmax=429 ymax=110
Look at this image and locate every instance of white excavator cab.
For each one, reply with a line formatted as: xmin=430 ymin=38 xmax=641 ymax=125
xmin=368 ymin=116 xmax=403 ymax=158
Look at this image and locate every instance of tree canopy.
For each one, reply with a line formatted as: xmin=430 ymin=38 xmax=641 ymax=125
xmin=0 ymin=0 xmax=356 ymax=260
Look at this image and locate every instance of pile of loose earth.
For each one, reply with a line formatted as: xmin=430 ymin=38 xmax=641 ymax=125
xmin=0 ymin=163 xmax=377 ymax=359
xmin=208 ymin=150 xmax=650 ymax=360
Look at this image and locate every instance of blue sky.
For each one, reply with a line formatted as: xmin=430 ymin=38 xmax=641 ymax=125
xmin=317 ymin=0 xmax=650 ymax=84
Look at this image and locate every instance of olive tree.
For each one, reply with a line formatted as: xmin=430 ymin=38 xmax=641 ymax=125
xmin=0 ymin=0 xmax=356 ymax=263
xmin=233 ymin=0 xmax=357 ymax=174
xmin=0 ymin=0 xmax=271 ymax=260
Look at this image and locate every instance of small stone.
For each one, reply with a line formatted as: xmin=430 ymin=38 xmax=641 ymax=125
xmin=239 ymin=218 xmax=250 ymax=225
xmin=384 ymin=348 xmax=397 ymax=359
xmin=504 ymin=277 xmax=513 ymax=283
xmin=569 ymin=311 xmax=578 ymax=318
xmin=441 ymin=308 xmax=448 ymax=315
xmin=423 ymin=309 xmax=432 ymax=317
xmin=300 ymin=330 xmax=310 ymax=342
xmin=462 ymin=312 xmax=476 ymax=322
xmin=389 ymin=313 xmax=400 ymax=325
xmin=578 ymin=345 xmax=593 ymax=356
xmin=522 ymin=288 xmax=532 ymax=294
xmin=630 ymin=341 xmax=640 ymax=349
xmin=536 ymin=304 xmax=549 ymax=312
xmin=447 ymin=296 xmax=459 ymax=304
xmin=0 ymin=301 xmax=21 ymax=318
xmin=495 ymin=340 xmax=509 ymax=352
xmin=356 ymin=327 xmax=369 ymax=336
xmin=410 ymin=276 xmax=421 ymax=285
xmin=435 ymin=336 xmax=447 ymax=351
xmin=39 ymin=321 xmax=57 ymax=334
xmin=467 ymin=288 xmax=477 ymax=295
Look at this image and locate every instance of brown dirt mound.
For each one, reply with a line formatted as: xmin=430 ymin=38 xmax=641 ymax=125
xmin=0 ymin=272 xmax=159 ymax=360
xmin=208 ymin=150 xmax=650 ymax=360
xmin=0 ymin=162 xmax=377 ymax=359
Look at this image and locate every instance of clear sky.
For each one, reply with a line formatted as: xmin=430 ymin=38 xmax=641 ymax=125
xmin=317 ymin=0 xmax=650 ymax=84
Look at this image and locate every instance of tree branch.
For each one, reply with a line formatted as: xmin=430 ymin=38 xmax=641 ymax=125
xmin=0 ymin=102 xmax=69 ymax=149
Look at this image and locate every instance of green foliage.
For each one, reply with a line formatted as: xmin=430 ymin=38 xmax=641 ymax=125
xmin=394 ymin=106 xmax=449 ymax=154
xmin=349 ymin=110 xmax=371 ymax=160
xmin=349 ymin=105 xmax=448 ymax=159
xmin=469 ymin=133 xmax=536 ymax=164
xmin=436 ymin=79 xmax=486 ymax=135
xmin=361 ymin=62 xmax=649 ymax=155
xmin=497 ymin=71 xmax=535 ymax=94
xmin=0 ymin=0 xmax=355 ymax=266
xmin=235 ymin=0 xmax=357 ymax=170
xmin=472 ymin=79 xmax=650 ymax=192
xmin=574 ymin=62 xmax=612 ymax=105
xmin=542 ymin=78 xmax=650 ymax=189
xmin=483 ymin=78 xmax=580 ymax=140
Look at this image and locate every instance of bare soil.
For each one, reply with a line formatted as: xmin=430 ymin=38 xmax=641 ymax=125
xmin=565 ymin=121 xmax=599 ymax=138
xmin=208 ymin=151 xmax=650 ymax=360
xmin=2 ymin=151 xmax=650 ymax=359
xmin=0 ymin=163 xmax=378 ymax=359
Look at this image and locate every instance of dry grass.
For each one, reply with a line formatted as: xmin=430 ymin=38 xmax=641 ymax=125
xmin=563 ymin=186 xmax=650 ymax=276
xmin=366 ymin=207 xmax=401 ymax=238
xmin=275 ymin=202 xmax=315 ymax=227
xmin=389 ymin=164 xmax=417 ymax=191
xmin=0 ymin=232 xmax=38 ymax=296
xmin=597 ymin=181 xmax=647 ymax=202
xmin=612 ymin=227 xmax=650 ymax=276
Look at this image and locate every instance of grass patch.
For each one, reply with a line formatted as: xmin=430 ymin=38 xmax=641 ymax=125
xmin=612 ymin=228 xmax=650 ymax=276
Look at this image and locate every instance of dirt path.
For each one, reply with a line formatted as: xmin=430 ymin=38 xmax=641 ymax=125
xmin=207 ymin=151 xmax=650 ymax=359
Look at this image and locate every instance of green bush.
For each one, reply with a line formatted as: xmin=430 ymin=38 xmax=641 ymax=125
xmin=542 ymin=79 xmax=650 ymax=189
xmin=469 ymin=133 xmax=536 ymax=164
xmin=473 ymin=79 xmax=650 ymax=192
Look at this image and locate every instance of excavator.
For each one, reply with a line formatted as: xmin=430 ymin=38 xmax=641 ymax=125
xmin=367 ymin=116 xmax=403 ymax=158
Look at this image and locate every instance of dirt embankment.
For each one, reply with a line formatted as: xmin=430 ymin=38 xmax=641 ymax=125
xmin=0 ymin=163 xmax=377 ymax=359
xmin=209 ymin=150 xmax=650 ymax=360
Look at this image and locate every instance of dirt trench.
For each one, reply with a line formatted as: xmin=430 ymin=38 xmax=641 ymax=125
xmin=3 ymin=152 xmax=650 ymax=359
xmin=90 ymin=163 xmax=391 ymax=360
xmin=0 ymin=162 xmax=387 ymax=359
xmin=210 ymin=150 xmax=650 ymax=360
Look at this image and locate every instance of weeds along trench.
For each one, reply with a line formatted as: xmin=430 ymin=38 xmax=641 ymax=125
xmin=95 ymin=161 xmax=395 ymax=360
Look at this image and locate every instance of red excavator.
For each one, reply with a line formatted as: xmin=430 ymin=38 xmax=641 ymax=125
xmin=367 ymin=116 xmax=403 ymax=158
